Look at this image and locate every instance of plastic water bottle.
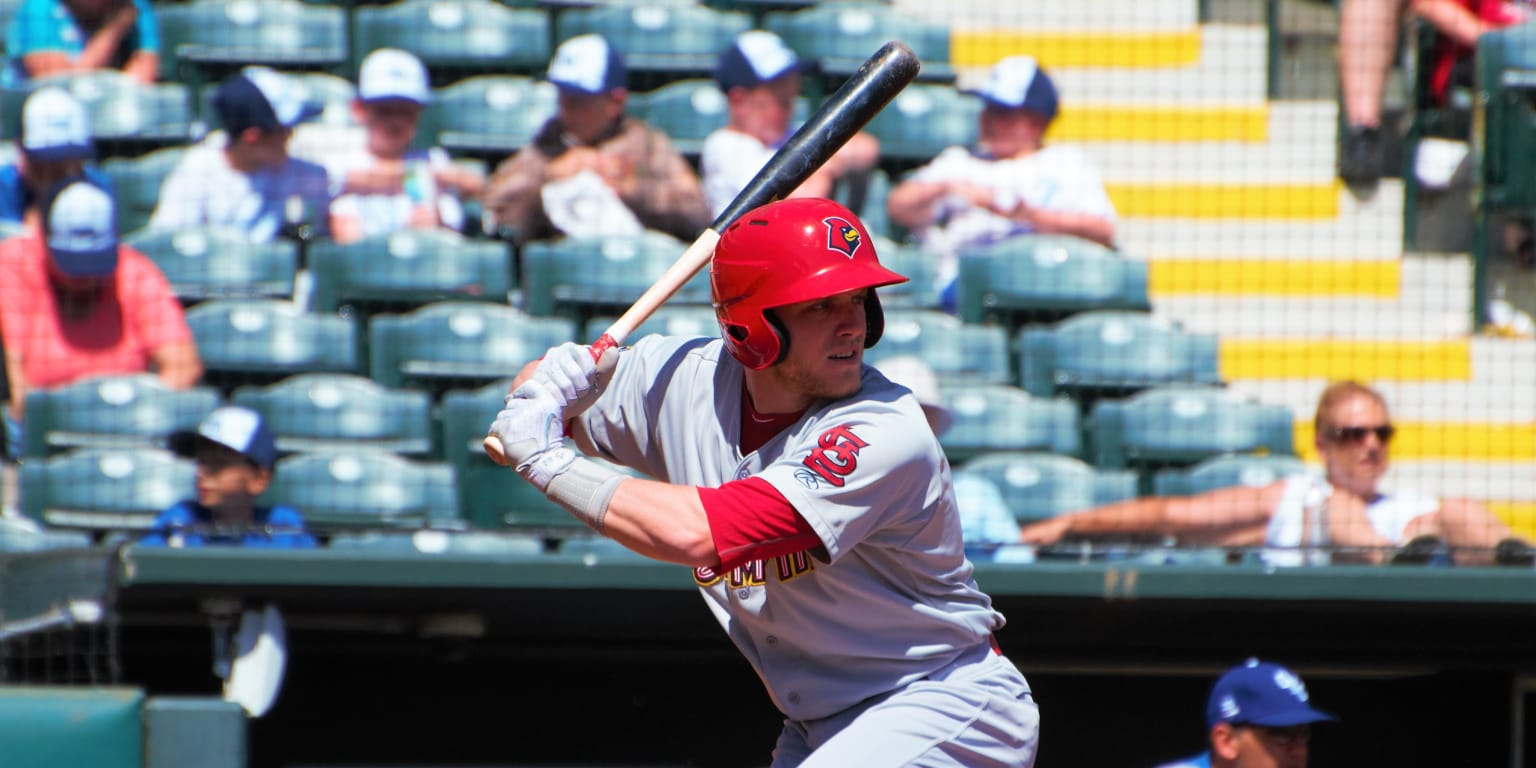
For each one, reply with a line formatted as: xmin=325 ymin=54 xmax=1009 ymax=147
xmin=1300 ymin=475 xmax=1331 ymax=566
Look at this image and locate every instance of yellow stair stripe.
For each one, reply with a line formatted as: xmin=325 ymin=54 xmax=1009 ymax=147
xmin=1150 ymin=259 xmax=1400 ymax=297
xmin=951 ymin=28 xmax=1203 ymax=69
xmin=1294 ymin=422 xmax=1536 ymax=461
xmin=1106 ymin=182 xmax=1340 ymax=220
xmin=1489 ymin=502 xmax=1536 ymax=541
xmin=1222 ymin=339 xmax=1472 ymax=381
xmin=1051 ymin=105 xmax=1269 ymax=143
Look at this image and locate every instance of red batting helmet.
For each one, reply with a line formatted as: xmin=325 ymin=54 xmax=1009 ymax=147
xmin=711 ymin=198 xmax=908 ymax=370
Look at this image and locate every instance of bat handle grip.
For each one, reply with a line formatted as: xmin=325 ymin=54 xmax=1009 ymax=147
xmin=483 ymin=335 xmax=621 ymax=467
xmin=589 ymin=333 xmax=619 ymax=363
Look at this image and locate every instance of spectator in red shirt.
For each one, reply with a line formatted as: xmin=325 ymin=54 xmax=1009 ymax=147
xmin=0 ymin=177 xmax=201 ymax=457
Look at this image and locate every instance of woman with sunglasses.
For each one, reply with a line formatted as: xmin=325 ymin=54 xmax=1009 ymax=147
xmin=1018 ymin=381 xmax=1534 ymax=566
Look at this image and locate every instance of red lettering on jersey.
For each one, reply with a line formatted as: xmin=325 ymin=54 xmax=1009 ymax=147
xmin=800 ymin=424 xmax=869 ymax=488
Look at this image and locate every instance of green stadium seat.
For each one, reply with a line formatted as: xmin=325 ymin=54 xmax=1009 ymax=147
xmin=100 ymin=147 xmax=185 ymax=235
xmin=367 ymin=302 xmax=576 ymax=395
xmin=1472 ymin=21 xmax=1536 ymax=317
xmin=1016 ymin=310 xmax=1221 ymax=404
xmin=763 ymin=1 xmax=954 ymax=91
xmin=354 ymin=0 xmax=551 ymax=81
xmin=440 ymin=379 xmax=580 ymax=531
xmin=328 ymin=530 xmax=547 ymax=555
xmin=0 ymin=516 xmax=93 ymax=552
xmin=262 ymin=451 xmax=460 ymax=530
xmin=20 ymin=448 xmax=195 ymax=532
xmin=306 ymin=230 xmax=513 ymax=321
xmin=956 ymin=235 xmax=1152 ymax=335
xmin=123 ymin=227 xmax=299 ymax=304
xmin=521 ymin=230 xmax=711 ymax=326
xmin=186 ymin=300 xmax=361 ymax=394
xmin=939 ymin=384 xmax=1080 ymax=464
xmin=0 ymin=687 xmax=144 ymax=768
xmin=423 ymin=75 xmax=558 ymax=158
xmin=626 ymin=78 xmax=810 ymax=158
xmin=862 ymin=309 xmax=1011 ymax=385
xmin=862 ymin=84 xmax=980 ymax=171
xmin=1089 ymin=385 xmax=1295 ymax=476
xmin=958 ymin=452 xmax=1138 ymax=524
xmin=555 ymin=3 xmax=751 ymax=88
xmin=156 ymin=0 xmax=348 ymax=84
xmin=1153 ymin=454 xmax=1308 ymax=497
xmin=584 ymin=305 xmax=719 ymax=345
xmin=232 ymin=373 xmax=435 ymax=456
xmin=0 ymin=73 xmax=193 ymax=151
xmin=870 ymin=233 xmax=939 ymax=308
xmin=21 ymin=374 xmax=222 ymax=459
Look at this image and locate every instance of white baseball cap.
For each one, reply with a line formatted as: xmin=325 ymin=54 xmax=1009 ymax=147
xmin=44 ymin=179 xmax=118 ymax=278
xmin=22 ymin=87 xmax=94 ymax=162
xmin=715 ymin=30 xmax=803 ymax=91
xmin=358 ymin=48 xmax=430 ymax=105
xmin=547 ymin=34 xmax=627 ymax=95
xmin=963 ymin=55 xmax=1059 ymax=120
xmin=170 ymin=406 xmax=279 ymax=470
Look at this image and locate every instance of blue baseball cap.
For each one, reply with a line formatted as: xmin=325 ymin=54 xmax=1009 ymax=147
xmin=547 ymin=34 xmax=627 ymax=95
xmin=43 ymin=178 xmax=118 ymax=278
xmin=1207 ymin=659 xmax=1338 ymax=728
xmin=963 ymin=55 xmax=1059 ymax=120
xmin=214 ymin=66 xmax=323 ymax=134
xmin=170 ymin=406 xmax=279 ymax=470
xmin=716 ymin=30 xmax=805 ymax=91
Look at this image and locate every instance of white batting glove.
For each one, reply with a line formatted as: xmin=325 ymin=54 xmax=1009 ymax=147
xmin=488 ymin=379 xmax=576 ymax=491
xmin=529 ymin=342 xmax=620 ymax=419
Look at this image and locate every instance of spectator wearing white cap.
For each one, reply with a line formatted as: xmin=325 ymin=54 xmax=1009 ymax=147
xmin=485 ymin=33 xmax=710 ymax=244
xmin=3 ymin=0 xmax=160 ymax=86
xmin=325 ymin=48 xmax=485 ymax=244
xmin=888 ymin=56 xmax=1118 ymax=312
xmin=0 ymin=86 xmax=112 ymax=227
xmin=700 ymin=30 xmax=879 ymax=218
xmin=0 ymin=177 xmax=200 ymax=458
xmin=141 ymin=405 xmax=316 ymax=548
xmin=148 ymin=67 xmax=333 ymax=242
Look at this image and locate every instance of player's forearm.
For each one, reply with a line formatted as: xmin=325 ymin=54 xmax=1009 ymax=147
xmin=598 ymin=478 xmax=719 ymax=567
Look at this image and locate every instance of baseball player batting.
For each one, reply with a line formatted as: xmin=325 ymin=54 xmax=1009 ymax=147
xmin=488 ymin=198 xmax=1039 ymax=767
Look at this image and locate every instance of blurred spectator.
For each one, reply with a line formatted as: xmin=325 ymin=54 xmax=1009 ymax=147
xmin=140 ymin=406 xmax=316 ymax=548
xmin=1155 ymin=658 xmax=1336 ymax=768
xmin=484 ymin=34 xmax=710 ymax=244
xmin=1337 ymin=0 xmax=1405 ymax=186
xmin=700 ymin=30 xmax=879 ymax=217
xmin=887 ymin=56 xmax=1117 ymax=313
xmin=326 ymin=48 xmax=485 ymax=244
xmin=1019 ymin=381 xmax=1536 ymax=567
xmin=0 ymin=86 xmax=112 ymax=227
xmin=872 ymin=356 xmax=1027 ymax=559
xmin=149 ymin=67 xmax=333 ymax=242
xmin=3 ymin=0 xmax=159 ymax=86
xmin=0 ymin=178 xmax=201 ymax=458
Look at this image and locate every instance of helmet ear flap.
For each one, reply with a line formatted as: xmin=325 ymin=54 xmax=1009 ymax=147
xmin=764 ymin=309 xmax=790 ymax=366
xmin=863 ymin=289 xmax=885 ymax=349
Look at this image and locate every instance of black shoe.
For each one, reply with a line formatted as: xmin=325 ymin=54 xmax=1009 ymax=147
xmin=1494 ymin=537 xmax=1536 ymax=567
xmin=1339 ymin=125 xmax=1384 ymax=186
xmin=1390 ymin=535 xmax=1453 ymax=566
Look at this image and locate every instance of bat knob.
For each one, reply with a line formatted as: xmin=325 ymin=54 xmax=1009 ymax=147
xmin=483 ymin=436 xmax=510 ymax=466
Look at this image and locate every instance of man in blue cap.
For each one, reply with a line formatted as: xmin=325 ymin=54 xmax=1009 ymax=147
xmin=141 ymin=405 xmax=316 ymax=548
xmin=1156 ymin=658 xmax=1336 ymax=768
xmin=887 ymin=55 xmax=1118 ymax=312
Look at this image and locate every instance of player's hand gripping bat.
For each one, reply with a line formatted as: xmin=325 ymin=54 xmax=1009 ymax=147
xmin=485 ymin=41 xmax=922 ymax=466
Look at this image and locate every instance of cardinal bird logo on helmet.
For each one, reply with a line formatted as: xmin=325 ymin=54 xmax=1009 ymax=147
xmin=823 ymin=216 xmax=863 ymax=258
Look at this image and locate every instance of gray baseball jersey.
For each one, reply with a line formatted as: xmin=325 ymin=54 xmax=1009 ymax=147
xmin=572 ymin=334 xmax=1006 ymax=722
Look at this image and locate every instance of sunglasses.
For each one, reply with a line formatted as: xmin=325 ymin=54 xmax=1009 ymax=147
xmin=1323 ymin=424 xmax=1395 ymax=444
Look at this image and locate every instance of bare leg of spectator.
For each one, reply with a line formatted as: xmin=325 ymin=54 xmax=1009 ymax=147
xmin=1338 ymin=0 xmax=1403 ymax=184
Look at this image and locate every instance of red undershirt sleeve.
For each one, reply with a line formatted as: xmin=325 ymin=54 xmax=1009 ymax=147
xmin=698 ymin=477 xmax=822 ymax=572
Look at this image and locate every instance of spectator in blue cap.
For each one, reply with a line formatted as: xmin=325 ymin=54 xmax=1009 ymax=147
xmin=485 ymin=33 xmax=709 ymax=244
xmin=149 ymin=66 xmax=333 ymax=242
xmin=700 ymin=30 xmax=879 ymax=218
xmin=0 ymin=87 xmax=112 ymax=227
xmin=1155 ymin=658 xmax=1336 ymax=768
xmin=141 ymin=406 xmax=316 ymax=548
xmin=888 ymin=55 xmax=1118 ymax=312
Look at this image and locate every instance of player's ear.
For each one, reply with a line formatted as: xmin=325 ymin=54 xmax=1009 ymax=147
xmin=1210 ymin=723 xmax=1242 ymax=760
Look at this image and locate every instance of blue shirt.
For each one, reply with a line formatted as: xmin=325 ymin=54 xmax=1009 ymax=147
xmin=4 ymin=0 xmax=160 ymax=86
xmin=1154 ymin=752 xmax=1212 ymax=768
xmin=140 ymin=500 xmax=318 ymax=549
xmin=0 ymin=163 xmax=112 ymax=224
